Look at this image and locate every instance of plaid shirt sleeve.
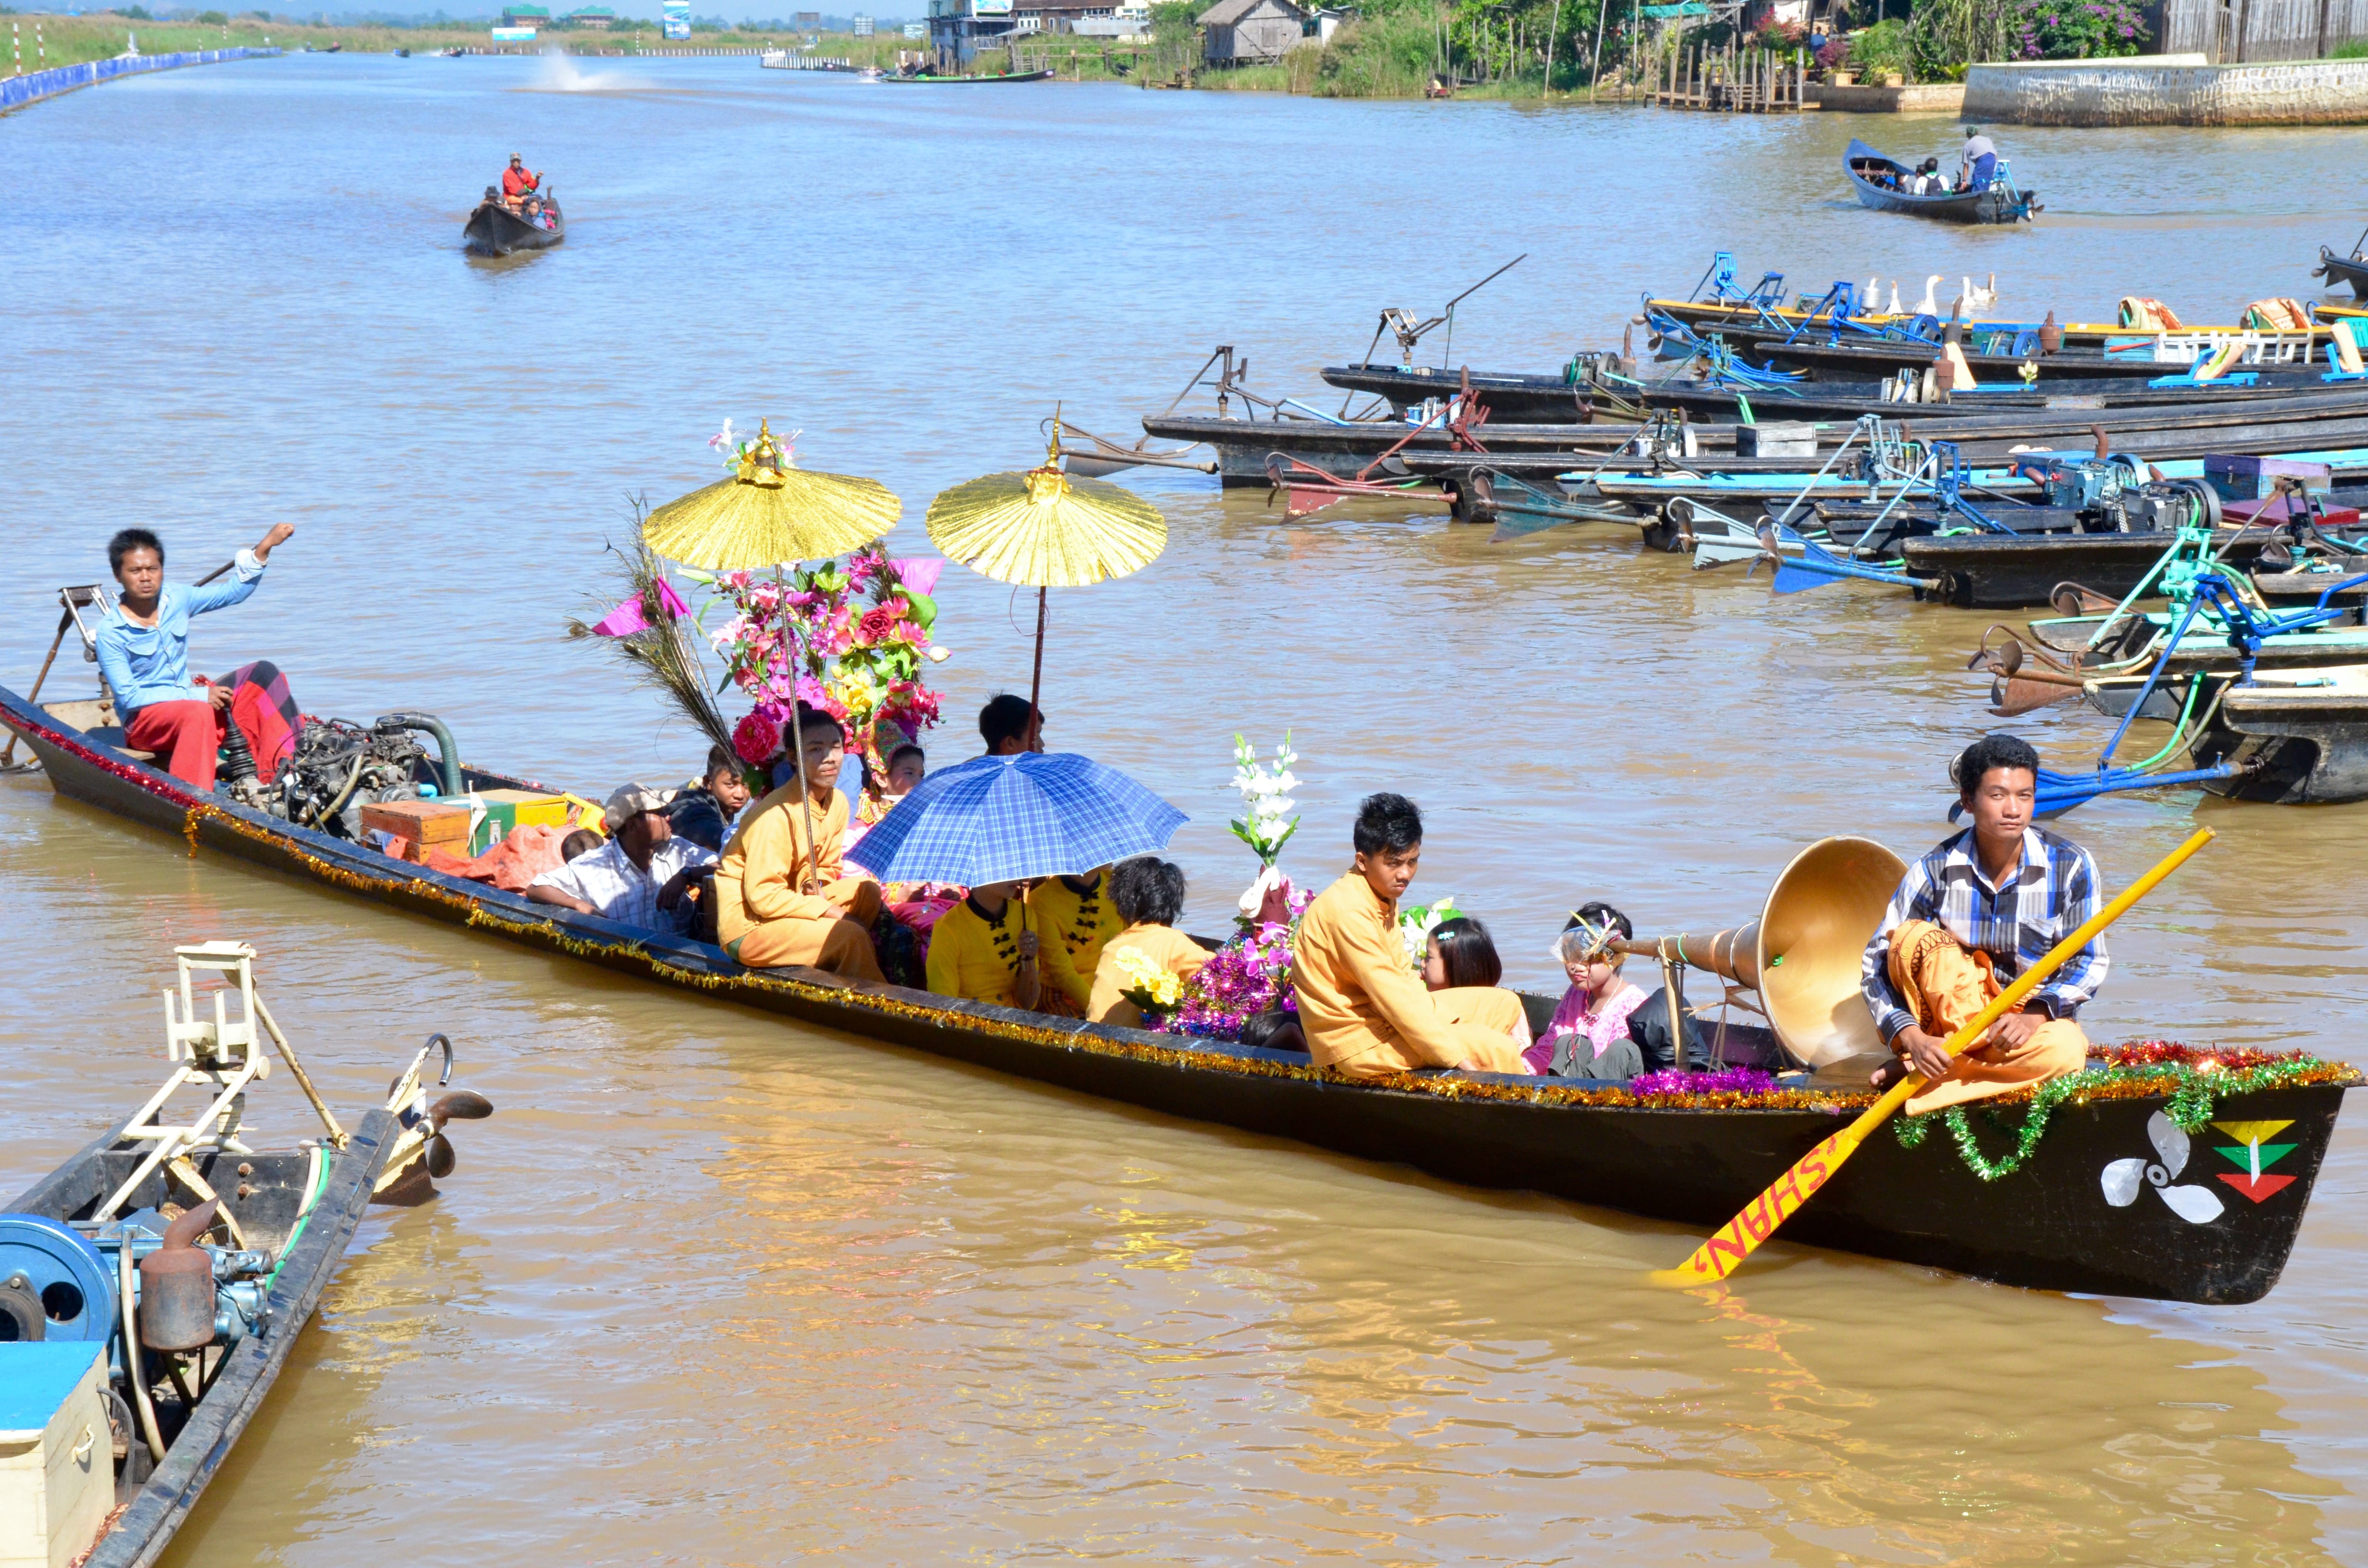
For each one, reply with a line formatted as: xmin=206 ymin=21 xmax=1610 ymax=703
xmin=1861 ymin=850 xmax=1944 ymax=1047
xmin=2026 ymin=837 xmax=2109 ymax=1017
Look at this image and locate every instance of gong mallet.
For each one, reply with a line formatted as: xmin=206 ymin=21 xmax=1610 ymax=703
xmin=1652 ymin=824 xmax=2215 ymax=1289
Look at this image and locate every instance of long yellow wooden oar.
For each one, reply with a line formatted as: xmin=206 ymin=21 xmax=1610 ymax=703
xmin=1652 ymin=824 xmax=2216 ymax=1288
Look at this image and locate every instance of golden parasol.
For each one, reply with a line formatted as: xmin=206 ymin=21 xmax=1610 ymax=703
xmin=643 ymin=418 xmax=901 ymax=569
xmin=926 ymin=417 xmax=1166 ymax=746
xmin=643 ymin=418 xmax=901 ymax=888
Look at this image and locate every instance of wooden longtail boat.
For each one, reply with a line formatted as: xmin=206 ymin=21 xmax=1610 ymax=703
xmin=1898 ymin=531 xmax=2285 ymax=609
xmin=1315 ymin=362 xmax=2368 ymax=425
xmin=7 ymin=1121 xmax=395 ymax=1568
xmin=1148 ymin=404 xmax=2368 ymax=492
xmin=1645 ymin=299 xmax=2337 ymax=354
xmin=1743 ymin=336 xmax=2326 ymax=385
xmin=878 ymin=68 xmax=1051 ymax=83
xmin=0 ymin=945 xmax=486 ymax=1568
xmin=2073 ymin=665 xmax=2368 ymax=803
xmin=0 ymin=683 xmax=2354 ymax=1304
xmin=2314 ymin=241 xmax=2368 ymax=301
xmin=462 ymin=196 xmax=564 ymax=257
xmin=1844 ymin=139 xmax=2036 ymax=225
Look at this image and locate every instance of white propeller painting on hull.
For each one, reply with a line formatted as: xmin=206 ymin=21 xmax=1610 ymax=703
xmin=2101 ymin=1110 xmax=2227 ymax=1225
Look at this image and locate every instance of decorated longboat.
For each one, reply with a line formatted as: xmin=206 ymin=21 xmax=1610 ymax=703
xmin=2 ymin=682 xmax=2354 ymax=1306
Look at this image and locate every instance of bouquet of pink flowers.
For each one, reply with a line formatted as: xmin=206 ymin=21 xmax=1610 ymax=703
xmin=708 ymin=546 xmax=950 ymax=780
xmin=1157 ymin=919 xmax=1299 ymax=1040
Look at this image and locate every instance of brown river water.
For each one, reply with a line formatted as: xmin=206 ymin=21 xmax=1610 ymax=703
xmin=4 ymin=54 xmax=2366 ymax=1565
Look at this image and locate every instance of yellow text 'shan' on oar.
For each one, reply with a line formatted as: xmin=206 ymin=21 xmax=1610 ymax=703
xmin=1652 ymin=825 xmax=2216 ymax=1289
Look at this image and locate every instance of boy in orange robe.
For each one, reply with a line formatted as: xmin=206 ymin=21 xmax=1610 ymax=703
xmin=1292 ymin=793 xmax=1532 ymax=1081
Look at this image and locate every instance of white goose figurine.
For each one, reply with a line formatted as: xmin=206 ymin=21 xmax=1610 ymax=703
xmin=1917 ymin=274 xmax=1942 ymax=316
xmin=1962 ymin=272 xmax=2000 ymax=315
xmin=1887 ymin=280 xmax=1903 ymax=315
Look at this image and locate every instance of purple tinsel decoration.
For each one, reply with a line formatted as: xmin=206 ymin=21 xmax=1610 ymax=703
xmin=1630 ymin=1066 xmax=1779 ymax=1096
xmin=1157 ymin=921 xmax=1297 ymax=1040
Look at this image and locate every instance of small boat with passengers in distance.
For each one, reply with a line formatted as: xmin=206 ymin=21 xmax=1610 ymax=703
xmin=879 ymin=67 xmax=1052 ymax=83
xmin=462 ymin=192 xmax=564 ymax=257
xmin=1846 ymin=138 xmax=2036 ymax=225
xmin=0 ymin=672 xmax=2353 ymax=1307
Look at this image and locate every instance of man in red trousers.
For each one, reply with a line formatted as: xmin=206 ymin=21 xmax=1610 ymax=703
xmin=95 ymin=522 xmax=296 ymax=791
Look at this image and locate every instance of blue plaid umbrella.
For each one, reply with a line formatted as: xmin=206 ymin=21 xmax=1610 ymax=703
xmin=845 ymin=752 xmax=1187 ymax=887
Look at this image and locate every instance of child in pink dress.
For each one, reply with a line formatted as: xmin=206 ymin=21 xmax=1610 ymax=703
xmin=1527 ymin=902 xmax=1650 ymax=1079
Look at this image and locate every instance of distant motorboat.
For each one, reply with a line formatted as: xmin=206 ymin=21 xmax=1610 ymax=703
xmin=463 ymin=194 xmax=565 ymax=257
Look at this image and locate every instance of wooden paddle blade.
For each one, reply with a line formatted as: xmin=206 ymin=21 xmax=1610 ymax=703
xmin=1991 ymin=675 xmax=2082 ymax=716
xmin=1654 ymin=1117 xmax=1887 ymax=1286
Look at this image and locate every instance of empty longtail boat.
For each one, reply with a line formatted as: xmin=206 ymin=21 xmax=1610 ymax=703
xmin=0 ymin=680 xmax=2354 ymax=1304
xmin=1 ymin=946 xmax=491 ymax=1568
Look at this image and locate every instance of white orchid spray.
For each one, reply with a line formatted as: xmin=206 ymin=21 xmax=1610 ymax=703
xmin=1230 ymin=733 xmax=1305 ymax=928
xmin=1229 ymin=732 xmax=1301 ymax=868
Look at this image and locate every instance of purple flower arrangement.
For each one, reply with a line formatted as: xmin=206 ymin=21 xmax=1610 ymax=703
xmin=1630 ymin=1066 xmax=1779 ymax=1097
xmin=1158 ymin=921 xmax=1298 ymax=1040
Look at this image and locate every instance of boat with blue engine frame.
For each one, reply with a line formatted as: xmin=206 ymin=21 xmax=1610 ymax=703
xmin=0 ymin=944 xmax=490 ymax=1568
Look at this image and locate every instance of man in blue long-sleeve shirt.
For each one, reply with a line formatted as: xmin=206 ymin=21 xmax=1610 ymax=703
xmin=1861 ymin=733 xmax=2104 ymax=1114
xmin=96 ymin=522 xmax=296 ymax=790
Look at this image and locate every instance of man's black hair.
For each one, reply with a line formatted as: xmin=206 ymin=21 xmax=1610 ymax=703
xmin=1953 ymin=733 xmax=2041 ymax=797
xmin=1430 ymin=916 xmax=1503 ymax=989
xmin=1352 ymin=792 xmax=1422 ymax=857
xmin=793 ymin=702 xmax=845 ymax=743
xmin=1110 ymin=857 xmax=1187 ymax=928
xmin=979 ymin=694 xmax=1035 ymax=751
xmin=887 ymin=742 xmax=925 ymax=770
xmin=108 ymin=528 xmax=163 ymax=576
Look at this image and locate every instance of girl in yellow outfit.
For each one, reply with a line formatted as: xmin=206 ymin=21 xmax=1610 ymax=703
xmin=715 ymin=707 xmax=883 ymax=980
xmin=1420 ymin=917 xmax=1533 ymax=1052
xmin=1088 ymin=858 xmax=1210 ymax=1031
xmin=1026 ymin=865 xmax=1119 ymax=1015
xmin=925 ymin=881 xmax=1086 ymax=1014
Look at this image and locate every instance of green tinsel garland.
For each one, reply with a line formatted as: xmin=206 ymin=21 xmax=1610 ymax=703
xmin=1892 ymin=1057 xmax=2340 ymax=1183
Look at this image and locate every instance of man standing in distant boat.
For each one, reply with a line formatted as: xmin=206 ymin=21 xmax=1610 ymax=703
xmin=1960 ymin=126 xmax=1998 ymax=192
xmin=500 ymin=153 xmax=540 ymax=208
xmin=1861 ymin=734 xmax=2104 ymax=1114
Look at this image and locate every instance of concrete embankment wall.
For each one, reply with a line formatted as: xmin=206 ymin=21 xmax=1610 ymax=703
xmin=1 ymin=47 xmax=283 ymax=115
xmin=1964 ymin=56 xmax=2368 ymax=125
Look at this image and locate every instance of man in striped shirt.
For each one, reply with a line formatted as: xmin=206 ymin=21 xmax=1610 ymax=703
xmin=1861 ymin=734 xmax=2105 ymax=1113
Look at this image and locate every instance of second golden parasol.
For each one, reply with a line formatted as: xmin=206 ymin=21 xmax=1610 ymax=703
xmin=926 ymin=420 xmax=1166 ymax=745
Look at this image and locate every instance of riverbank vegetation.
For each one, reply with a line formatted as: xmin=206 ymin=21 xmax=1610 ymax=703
xmin=0 ymin=7 xmax=864 ymax=67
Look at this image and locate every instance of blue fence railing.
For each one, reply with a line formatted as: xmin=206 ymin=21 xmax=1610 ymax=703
xmin=1 ymin=46 xmax=283 ymax=113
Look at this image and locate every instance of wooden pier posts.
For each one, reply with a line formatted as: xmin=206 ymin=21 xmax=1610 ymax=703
xmin=1649 ymin=39 xmax=1803 ymax=111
